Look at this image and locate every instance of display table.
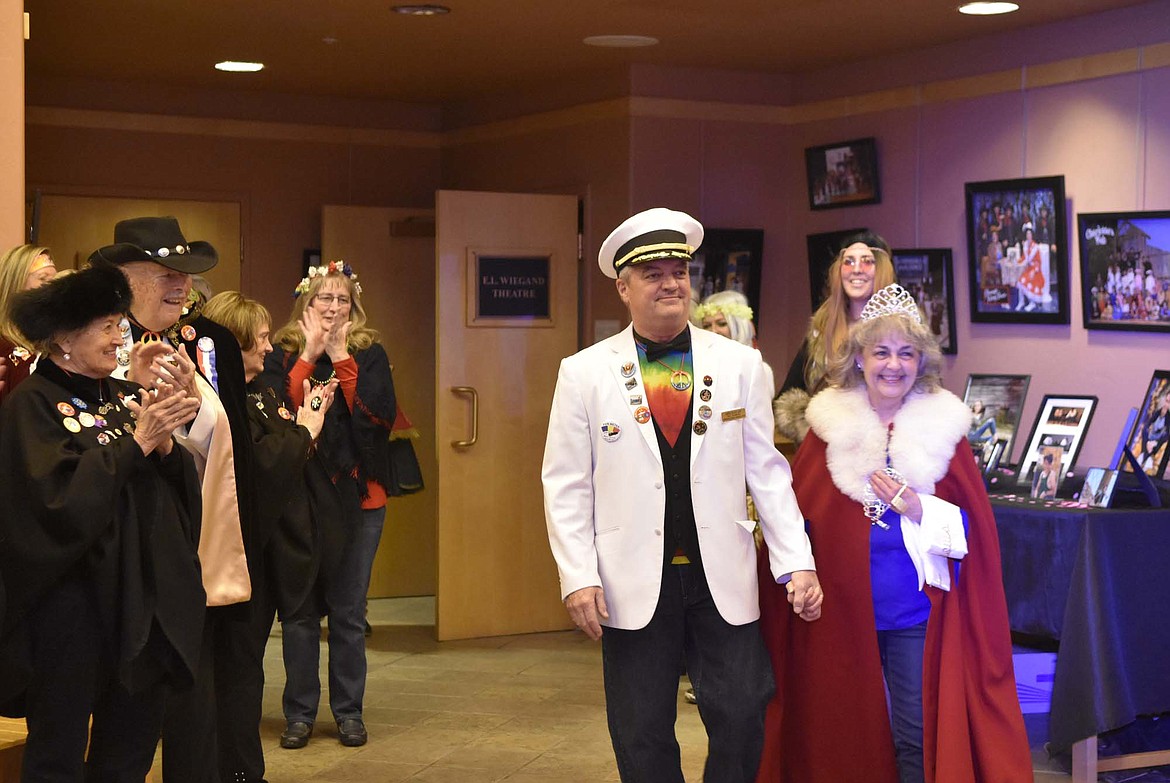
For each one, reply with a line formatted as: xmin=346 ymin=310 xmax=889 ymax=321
xmin=993 ymin=498 xmax=1170 ymax=782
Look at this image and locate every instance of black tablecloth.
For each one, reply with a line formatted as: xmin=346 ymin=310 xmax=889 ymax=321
xmin=993 ymin=499 xmax=1170 ymax=752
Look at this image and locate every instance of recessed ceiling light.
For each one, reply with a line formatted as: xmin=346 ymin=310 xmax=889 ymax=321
xmin=214 ymin=61 xmax=264 ymax=73
xmin=583 ymin=35 xmax=659 ymax=48
xmin=958 ymin=2 xmax=1020 ymax=15
xmin=392 ymin=4 xmax=450 ymax=15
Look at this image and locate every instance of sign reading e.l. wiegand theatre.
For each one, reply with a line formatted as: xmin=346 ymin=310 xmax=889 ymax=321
xmin=476 ymin=256 xmax=551 ymax=319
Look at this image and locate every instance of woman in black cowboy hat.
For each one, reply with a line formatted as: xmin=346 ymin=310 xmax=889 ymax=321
xmin=0 ymin=264 xmax=205 ymax=781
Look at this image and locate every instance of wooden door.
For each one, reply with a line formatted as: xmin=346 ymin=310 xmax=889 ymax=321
xmin=37 ymin=194 xmax=240 ymax=294
xmin=322 ymin=205 xmax=437 ymax=598
xmin=436 ymin=190 xmax=578 ymax=640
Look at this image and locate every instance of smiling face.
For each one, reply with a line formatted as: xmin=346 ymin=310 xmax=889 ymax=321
xmin=120 ymin=261 xmax=192 ymax=331
xmin=857 ymin=332 xmax=921 ymax=412
xmin=308 ymin=277 xmax=353 ymax=331
xmin=59 ymin=314 xmax=124 ymax=379
xmin=616 ymin=258 xmax=691 ymax=340
xmin=242 ymin=320 xmax=272 ymax=383
xmin=839 ymin=242 xmax=877 ymax=304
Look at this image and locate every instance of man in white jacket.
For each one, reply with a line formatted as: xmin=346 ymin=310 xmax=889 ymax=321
xmin=542 ymin=207 xmax=822 ymax=783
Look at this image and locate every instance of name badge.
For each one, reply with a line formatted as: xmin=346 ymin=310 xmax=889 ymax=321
xmin=721 ymin=407 xmax=746 ymax=422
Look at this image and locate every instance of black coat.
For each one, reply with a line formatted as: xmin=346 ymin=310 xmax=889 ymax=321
xmin=245 ymin=385 xmax=347 ymax=618
xmin=0 ymin=361 xmax=205 ymax=714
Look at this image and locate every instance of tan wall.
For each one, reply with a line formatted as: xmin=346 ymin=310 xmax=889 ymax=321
xmin=26 ymin=123 xmax=440 ymax=321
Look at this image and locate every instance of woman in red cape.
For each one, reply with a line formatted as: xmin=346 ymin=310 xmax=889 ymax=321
xmin=756 ymin=285 xmax=1031 ymax=783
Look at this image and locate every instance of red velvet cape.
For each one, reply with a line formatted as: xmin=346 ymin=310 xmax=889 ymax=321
xmin=755 ymin=432 xmax=1031 ymax=783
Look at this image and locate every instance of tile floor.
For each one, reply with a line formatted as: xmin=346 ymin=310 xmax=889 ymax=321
xmin=257 ymin=597 xmax=1076 ymax=782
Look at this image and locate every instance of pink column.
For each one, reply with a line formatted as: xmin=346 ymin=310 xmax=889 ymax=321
xmin=0 ymin=0 xmax=24 ymax=246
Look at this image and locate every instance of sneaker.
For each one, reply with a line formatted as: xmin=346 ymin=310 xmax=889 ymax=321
xmin=279 ymin=721 xmax=313 ymax=750
xmin=337 ymin=717 xmax=368 ymax=747
xmin=684 ymin=687 xmax=697 ymax=704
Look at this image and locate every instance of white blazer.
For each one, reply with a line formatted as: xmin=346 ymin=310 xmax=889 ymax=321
xmin=542 ymin=324 xmax=815 ymax=630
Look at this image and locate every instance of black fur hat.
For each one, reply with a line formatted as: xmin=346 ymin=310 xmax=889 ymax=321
xmin=10 ymin=264 xmax=132 ymax=346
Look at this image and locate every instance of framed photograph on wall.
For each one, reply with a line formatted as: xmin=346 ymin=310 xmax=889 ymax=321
xmin=962 ymin=374 xmax=1031 ymax=468
xmin=964 ymin=175 xmax=1068 ymax=324
xmin=805 ymin=138 xmax=880 ymax=210
xmin=806 ymin=227 xmax=866 ymax=310
xmin=1077 ymin=211 xmax=1170 ymax=332
xmin=690 ymin=229 xmax=764 ymax=328
xmin=1121 ymin=370 xmax=1170 ymax=478
xmin=1016 ymin=394 xmax=1098 ymax=490
xmin=892 ymin=248 xmax=957 ymax=355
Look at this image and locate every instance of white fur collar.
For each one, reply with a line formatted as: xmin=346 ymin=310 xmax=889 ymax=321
xmin=805 ymin=386 xmax=971 ymax=503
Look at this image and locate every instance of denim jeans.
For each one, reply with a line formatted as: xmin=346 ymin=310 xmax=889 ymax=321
xmin=600 ymin=562 xmax=774 ymax=783
xmin=877 ymin=621 xmax=928 ymax=783
xmin=282 ymin=505 xmax=385 ymax=724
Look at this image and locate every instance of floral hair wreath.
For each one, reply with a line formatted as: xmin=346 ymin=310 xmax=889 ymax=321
xmin=694 ymin=301 xmax=753 ymax=321
xmin=293 ymin=260 xmax=362 ymax=298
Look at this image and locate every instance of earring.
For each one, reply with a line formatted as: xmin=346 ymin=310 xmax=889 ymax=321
xmin=855 ymin=361 xmax=862 ymax=370
xmin=64 ymin=352 xmax=71 ymax=361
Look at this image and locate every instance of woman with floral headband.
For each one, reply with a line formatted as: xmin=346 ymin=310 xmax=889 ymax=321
xmin=261 ymin=260 xmax=396 ymax=750
xmin=755 ymin=284 xmax=1030 ymax=783
xmin=696 ymin=289 xmax=775 ymax=396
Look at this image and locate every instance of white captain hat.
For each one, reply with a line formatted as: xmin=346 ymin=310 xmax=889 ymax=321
xmin=597 ymin=207 xmax=704 ymax=279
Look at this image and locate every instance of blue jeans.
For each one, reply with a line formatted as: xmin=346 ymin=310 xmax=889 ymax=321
xmin=281 ymin=506 xmax=385 ymax=724
xmin=600 ymin=562 xmax=774 ymax=783
xmin=877 ymin=621 xmax=928 ymax=783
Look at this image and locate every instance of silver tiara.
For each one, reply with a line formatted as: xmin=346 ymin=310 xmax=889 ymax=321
xmin=859 ymin=284 xmax=922 ymax=324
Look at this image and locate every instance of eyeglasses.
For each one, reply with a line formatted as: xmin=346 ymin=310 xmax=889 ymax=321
xmin=843 ymin=256 xmax=876 ymax=269
xmin=314 ymin=294 xmax=351 ymax=306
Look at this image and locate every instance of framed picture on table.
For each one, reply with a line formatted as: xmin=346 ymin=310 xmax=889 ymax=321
xmin=892 ymin=248 xmax=957 ymax=355
xmin=1016 ymin=394 xmax=1098 ymax=492
xmin=805 ymin=137 xmax=880 ymax=210
xmin=1077 ymin=211 xmax=1170 ymax=333
xmin=964 ymin=175 xmax=1068 ymax=324
xmin=962 ymin=374 xmax=1031 ymax=468
xmin=1121 ymin=370 xmax=1170 ymax=478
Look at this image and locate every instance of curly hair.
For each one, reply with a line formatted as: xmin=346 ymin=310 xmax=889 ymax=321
xmin=824 ymin=312 xmax=942 ymax=394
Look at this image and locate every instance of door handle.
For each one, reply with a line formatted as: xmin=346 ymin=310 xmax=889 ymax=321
xmin=450 ymin=386 xmax=479 ymax=448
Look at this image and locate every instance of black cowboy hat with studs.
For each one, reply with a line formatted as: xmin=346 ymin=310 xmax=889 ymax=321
xmin=88 ymin=216 xmax=218 ymax=274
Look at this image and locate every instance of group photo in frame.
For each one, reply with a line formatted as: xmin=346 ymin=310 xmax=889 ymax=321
xmin=892 ymin=248 xmax=957 ymax=355
xmin=1077 ymin=210 xmax=1170 ymax=333
xmin=689 ymin=228 xmax=765 ymax=327
xmin=1016 ymin=394 xmax=1098 ymax=495
xmin=805 ymin=227 xmax=866 ymax=309
xmin=1122 ymin=370 xmax=1170 ymax=478
xmin=965 ymin=175 xmax=1069 ymax=324
xmin=962 ymin=374 xmax=1031 ymax=470
xmin=805 ymin=138 xmax=880 ymax=211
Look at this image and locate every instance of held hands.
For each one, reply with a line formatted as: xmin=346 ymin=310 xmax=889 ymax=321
xmin=295 ymin=378 xmax=338 ymax=440
xmin=786 ymin=570 xmax=823 ymax=622
xmin=870 ymin=471 xmax=922 ymax=523
xmin=297 ymin=307 xmax=330 ymax=364
xmin=126 ymin=382 xmax=201 ymax=456
xmin=298 ymin=308 xmax=350 ymax=364
xmin=128 ymin=342 xmax=202 ymax=405
xmin=564 ymin=586 xmax=609 ymax=641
